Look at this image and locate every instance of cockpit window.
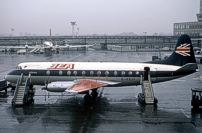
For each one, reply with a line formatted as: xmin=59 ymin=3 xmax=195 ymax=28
xmin=16 ymin=66 xmax=22 ymax=69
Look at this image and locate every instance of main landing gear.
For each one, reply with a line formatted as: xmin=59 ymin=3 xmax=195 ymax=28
xmin=84 ymin=89 xmax=98 ymax=104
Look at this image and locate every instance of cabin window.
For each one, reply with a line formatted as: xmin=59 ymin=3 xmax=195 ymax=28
xmin=105 ymin=71 xmax=109 ymax=76
xmin=82 ymin=71 xmax=86 ymax=76
xmin=114 ymin=71 xmax=118 ymax=76
xmin=46 ymin=70 xmax=50 ymax=76
xmin=136 ymin=71 xmax=139 ymax=75
xmin=73 ymin=71 xmax=77 ymax=76
xmin=97 ymin=71 xmax=101 ymax=76
xmin=67 ymin=71 xmax=71 ymax=76
xmin=121 ymin=71 xmax=125 ymax=76
xmin=128 ymin=71 xmax=132 ymax=76
xmin=59 ymin=70 xmax=63 ymax=76
xmin=90 ymin=71 xmax=94 ymax=76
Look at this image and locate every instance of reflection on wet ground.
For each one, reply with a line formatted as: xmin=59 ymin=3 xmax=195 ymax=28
xmin=0 ymin=96 xmax=200 ymax=132
xmin=0 ymin=50 xmax=202 ymax=132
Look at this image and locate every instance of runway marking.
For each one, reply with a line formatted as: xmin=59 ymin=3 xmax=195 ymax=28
xmin=180 ymin=108 xmax=190 ymax=118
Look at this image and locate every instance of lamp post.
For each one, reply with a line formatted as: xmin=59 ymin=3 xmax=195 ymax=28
xmin=77 ymin=28 xmax=80 ymax=36
xmin=11 ymin=28 xmax=15 ymax=36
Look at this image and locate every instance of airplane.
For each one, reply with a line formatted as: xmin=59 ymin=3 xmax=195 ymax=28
xmin=4 ymin=34 xmax=198 ymax=103
xmin=57 ymin=43 xmax=93 ymax=50
xmin=194 ymin=45 xmax=202 ymax=60
xmin=0 ymin=41 xmax=92 ymax=54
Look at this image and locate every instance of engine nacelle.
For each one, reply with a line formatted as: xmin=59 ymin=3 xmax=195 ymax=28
xmin=44 ymin=81 xmax=74 ymax=92
xmin=196 ymin=50 xmax=201 ymax=54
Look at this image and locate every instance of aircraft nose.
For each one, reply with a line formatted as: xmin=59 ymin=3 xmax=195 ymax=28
xmin=4 ymin=74 xmax=8 ymax=81
xmin=4 ymin=73 xmax=12 ymax=82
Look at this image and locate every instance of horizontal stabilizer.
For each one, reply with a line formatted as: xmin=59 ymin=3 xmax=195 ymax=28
xmin=176 ymin=63 xmax=198 ymax=72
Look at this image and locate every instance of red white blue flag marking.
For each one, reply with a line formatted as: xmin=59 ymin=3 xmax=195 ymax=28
xmin=175 ymin=43 xmax=190 ymax=56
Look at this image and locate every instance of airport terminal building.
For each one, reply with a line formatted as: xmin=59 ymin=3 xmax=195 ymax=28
xmin=173 ymin=0 xmax=202 ymax=37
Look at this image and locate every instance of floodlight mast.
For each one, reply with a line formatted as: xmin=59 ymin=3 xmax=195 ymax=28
xmin=71 ymin=22 xmax=76 ymax=38
xmin=11 ymin=28 xmax=15 ymax=36
xmin=77 ymin=28 xmax=80 ymax=36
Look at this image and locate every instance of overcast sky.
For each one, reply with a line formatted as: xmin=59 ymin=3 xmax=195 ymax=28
xmin=0 ymin=0 xmax=200 ymax=36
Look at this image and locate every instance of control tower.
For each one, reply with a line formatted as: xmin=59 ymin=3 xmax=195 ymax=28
xmin=173 ymin=0 xmax=202 ymax=37
xmin=197 ymin=0 xmax=202 ymax=21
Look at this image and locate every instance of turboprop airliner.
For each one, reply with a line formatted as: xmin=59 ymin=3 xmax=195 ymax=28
xmin=5 ymin=34 xmax=198 ymax=102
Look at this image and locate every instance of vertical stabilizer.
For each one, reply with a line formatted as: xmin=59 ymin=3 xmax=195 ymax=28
xmin=146 ymin=34 xmax=197 ymax=66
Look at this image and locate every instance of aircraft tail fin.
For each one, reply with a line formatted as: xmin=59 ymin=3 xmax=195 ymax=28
xmin=147 ymin=34 xmax=197 ymax=67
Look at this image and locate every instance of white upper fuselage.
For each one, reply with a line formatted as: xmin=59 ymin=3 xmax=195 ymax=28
xmin=43 ymin=41 xmax=53 ymax=48
xmin=17 ymin=62 xmax=179 ymax=71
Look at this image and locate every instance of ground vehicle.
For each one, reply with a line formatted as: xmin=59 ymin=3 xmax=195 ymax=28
xmin=191 ymin=88 xmax=202 ymax=108
xmin=0 ymin=79 xmax=8 ymax=93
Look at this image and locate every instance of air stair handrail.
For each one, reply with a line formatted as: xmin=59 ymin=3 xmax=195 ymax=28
xmin=23 ymin=74 xmax=31 ymax=103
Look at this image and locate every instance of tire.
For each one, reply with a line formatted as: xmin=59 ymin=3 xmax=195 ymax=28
xmin=4 ymin=89 xmax=7 ymax=94
xmin=92 ymin=92 xmax=98 ymax=100
xmin=30 ymin=84 xmax=34 ymax=89
xmin=31 ymin=99 xmax=34 ymax=104
xmin=84 ymin=94 xmax=91 ymax=103
xmin=12 ymin=101 xmax=15 ymax=107
xmin=193 ymin=105 xmax=199 ymax=109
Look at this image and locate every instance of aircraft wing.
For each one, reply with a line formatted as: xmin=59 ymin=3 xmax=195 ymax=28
xmin=66 ymin=79 xmax=119 ymax=94
xmin=51 ymin=45 xmax=92 ymax=49
xmin=68 ymin=45 xmax=92 ymax=48
xmin=45 ymin=79 xmax=119 ymax=94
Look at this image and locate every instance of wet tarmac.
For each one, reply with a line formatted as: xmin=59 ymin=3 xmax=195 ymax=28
xmin=0 ymin=50 xmax=202 ymax=132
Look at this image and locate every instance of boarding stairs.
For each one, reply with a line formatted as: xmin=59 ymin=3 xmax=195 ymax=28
xmin=138 ymin=67 xmax=157 ymax=104
xmin=30 ymin=47 xmax=40 ymax=53
xmin=12 ymin=73 xmax=34 ymax=106
xmin=142 ymin=78 xmax=154 ymax=104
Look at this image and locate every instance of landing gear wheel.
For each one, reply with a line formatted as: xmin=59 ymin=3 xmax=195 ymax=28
xmin=193 ymin=105 xmax=199 ymax=109
xmin=30 ymin=84 xmax=33 ymax=89
xmin=12 ymin=101 xmax=15 ymax=107
xmin=92 ymin=91 xmax=98 ymax=101
xmin=4 ymin=89 xmax=7 ymax=95
xmin=154 ymin=97 xmax=158 ymax=104
xmin=11 ymin=86 xmax=15 ymax=90
xmin=31 ymin=99 xmax=34 ymax=104
xmin=84 ymin=94 xmax=91 ymax=103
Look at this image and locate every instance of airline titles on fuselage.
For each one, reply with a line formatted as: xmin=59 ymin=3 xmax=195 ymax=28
xmin=47 ymin=64 xmax=75 ymax=70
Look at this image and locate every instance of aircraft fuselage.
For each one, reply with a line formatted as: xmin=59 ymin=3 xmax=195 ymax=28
xmin=5 ymin=62 xmax=193 ymax=86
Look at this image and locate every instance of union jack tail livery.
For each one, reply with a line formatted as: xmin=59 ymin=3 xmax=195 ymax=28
xmin=147 ymin=34 xmax=197 ymax=68
xmin=175 ymin=43 xmax=190 ymax=56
